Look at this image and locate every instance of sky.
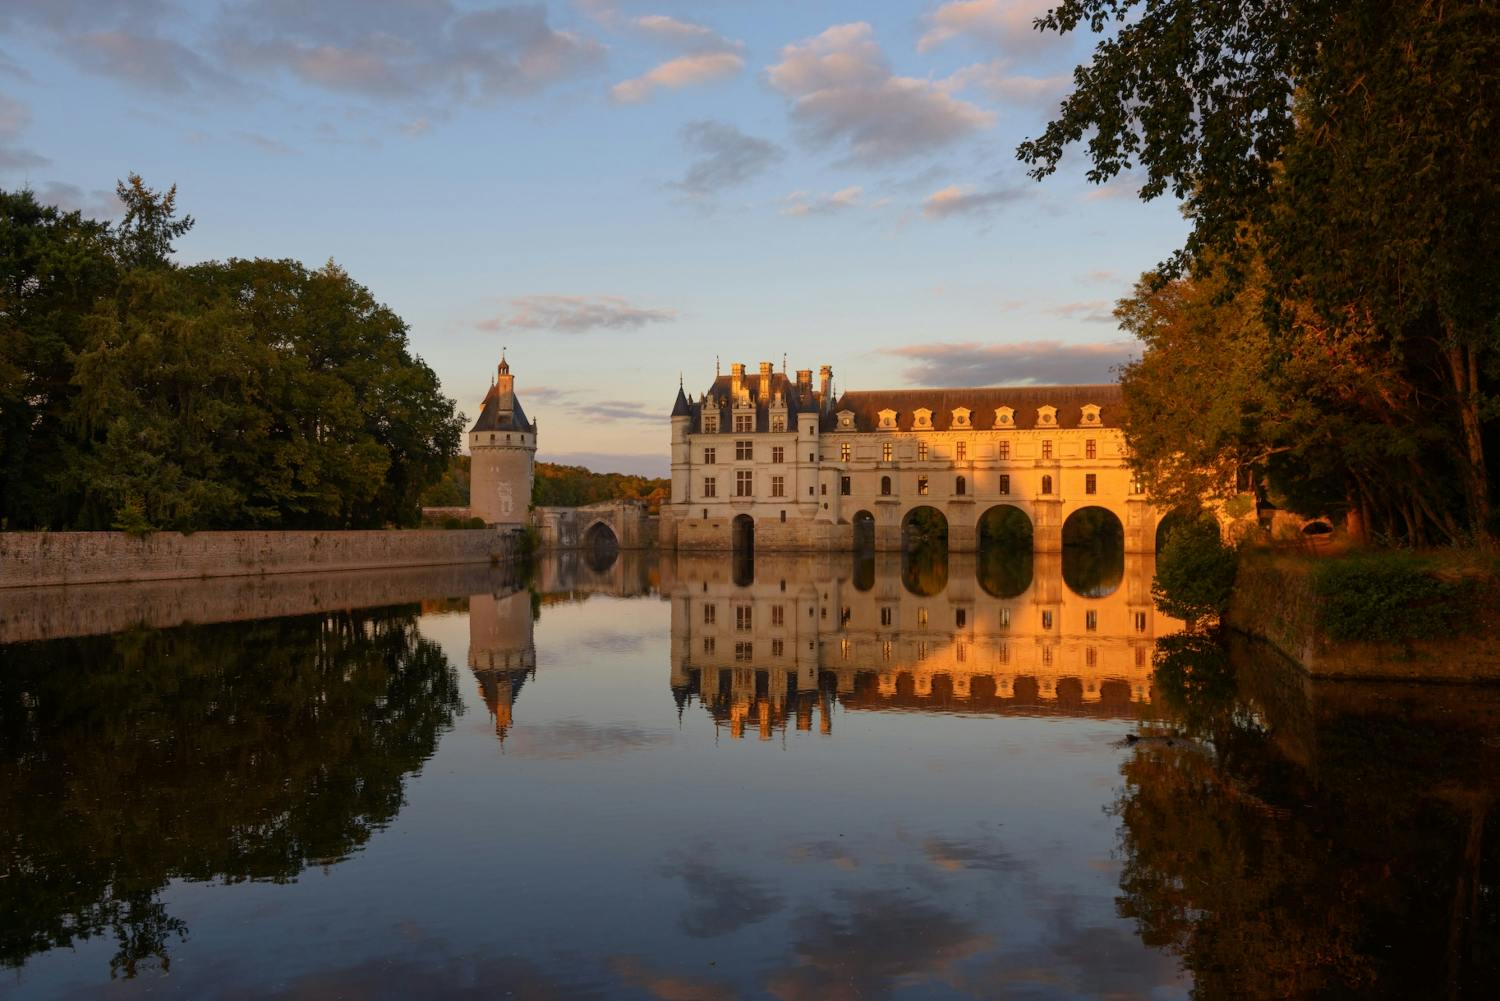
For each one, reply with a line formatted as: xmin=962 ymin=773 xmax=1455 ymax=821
xmin=0 ymin=1 xmax=1188 ymax=476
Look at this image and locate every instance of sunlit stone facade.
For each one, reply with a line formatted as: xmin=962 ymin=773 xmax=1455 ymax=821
xmin=664 ymin=361 xmax=1165 ymax=552
xmin=468 ymin=353 xmax=536 ymax=528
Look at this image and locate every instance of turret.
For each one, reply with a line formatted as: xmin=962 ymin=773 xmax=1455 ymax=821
xmin=469 ymin=351 xmax=537 ymax=527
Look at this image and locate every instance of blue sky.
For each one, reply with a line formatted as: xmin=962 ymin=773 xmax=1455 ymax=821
xmin=0 ymin=1 xmax=1187 ymax=475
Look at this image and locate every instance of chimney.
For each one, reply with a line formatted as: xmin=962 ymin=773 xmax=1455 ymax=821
xmin=730 ymin=362 xmax=745 ymax=398
xmin=796 ymin=369 xmax=813 ymax=398
xmin=818 ymin=365 xmax=832 ymax=407
xmin=759 ymin=361 xmax=772 ymax=402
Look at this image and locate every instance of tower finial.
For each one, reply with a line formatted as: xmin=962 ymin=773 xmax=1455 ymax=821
xmin=716 ymin=355 xmax=721 ymax=378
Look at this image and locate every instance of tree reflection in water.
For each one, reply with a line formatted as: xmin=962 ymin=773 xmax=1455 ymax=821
xmin=0 ymin=607 xmax=461 ymax=977
xmin=1119 ymin=628 xmax=1500 ymax=997
xmin=901 ymin=543 xmax=948 ymax=597
xmin=977 ymin=505 xmax=1034 ymax=599
xmin=1062 ymin=507 xmax=1125 ymax=597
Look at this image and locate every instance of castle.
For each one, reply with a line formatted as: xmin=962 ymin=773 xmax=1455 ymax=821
xmin=663 ymin=361 xmax=1167 ymax=553
xmin=468 ymin=352 xmax=536 ymax=527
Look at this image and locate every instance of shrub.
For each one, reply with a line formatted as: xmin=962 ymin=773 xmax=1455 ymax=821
xmin=466 ymin=517 xmax=487 ymax=529
xmin=1310 ymin=554 xmax=1476 ymax=643
xmin=1153 ymin=519 xmax=1237 ymax=620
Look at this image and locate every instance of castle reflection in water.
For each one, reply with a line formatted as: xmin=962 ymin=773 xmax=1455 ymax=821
xmin=465 ymin=546 xmax=1182 ymax=744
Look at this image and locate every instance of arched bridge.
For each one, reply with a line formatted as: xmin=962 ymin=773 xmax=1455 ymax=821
xmin=534 ymin=500 xmax=655 ymax=552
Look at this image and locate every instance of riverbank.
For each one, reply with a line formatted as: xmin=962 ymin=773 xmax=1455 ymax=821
xmin=1226 ymin=549 xmax=1500 ymax=682
xmin=0 ymin=529 xmax=519 ymax=588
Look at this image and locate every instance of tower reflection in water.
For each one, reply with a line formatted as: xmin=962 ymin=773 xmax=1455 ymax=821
xmin=665 ymin=546 xmax=1183 ymax=741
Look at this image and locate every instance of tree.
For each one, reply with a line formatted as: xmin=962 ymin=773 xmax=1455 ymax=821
xmin=1022 ymin=1 xmax=1500 ymax=540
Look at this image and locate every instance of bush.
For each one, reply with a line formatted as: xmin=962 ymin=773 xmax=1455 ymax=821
xmin=1310 ymin=554 xmax=1476 ymax=643
xmin=1153 ymin=519 xmax=1237 ymax=620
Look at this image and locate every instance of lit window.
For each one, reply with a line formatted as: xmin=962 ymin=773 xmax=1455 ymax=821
xmin=734 ymin=413 xmax=753 ymax=433
xmin=998 ymin=440 xmax=1010 ymax=460
xmin=882 ymin=442 xmax=893 ymax=462
xmin=880 ymin=607 xmax=893 ymax=627
xmin=771 ymin=416 xmax=786 ymax=432
xmin=704 ymin=603 xmax=717 ymax=625
xmin=917 ymin=441 xmax=929 ymax=460
xmin=772 ymin=446 xmax=784 ymax=463
xmin=1086 ymin=439 xmax=1097 ymax=459
xmin=1133 ymin=478 xmax=1145 ymax=495
xmin=736 ymin=470 xmax=753 ymax=496
xmin=840 ymin=442 xmax=851 ymax=462
xmin=1042 ymin=440 xmax=1053 ymax=460
xmin=703 ymin=477 xmax=717 ymax=498
xmin=998 ymin=474 xmax=1010 ymax=495
xmin=917 ymin=476 xmax=929 ymax=496
xmin=771 ymin=475 xmax=785 ymax=498
xmin=736 ymin=440 xmax=752 ymax=461
xmin=917 ymin=607 xmax=928 ymax=627
xmin=1085 ymin=474 xmax=1097 ymax=495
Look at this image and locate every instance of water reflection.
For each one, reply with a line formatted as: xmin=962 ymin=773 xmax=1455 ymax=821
xmin=665 ymin=551 xmax=1180 ymax=742
xmin=0 ymin=607 xmax=462 ymax=978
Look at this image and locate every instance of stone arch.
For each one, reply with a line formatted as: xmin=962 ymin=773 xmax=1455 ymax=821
xmin=583 ymin=519 xmax=618 ymax=548
xmin=901 ymin=505 xmax=948 ymax=549
xmin=1061 ymin=506 xmax=1125 ymax=598
xmin=976 ymin=504 xmax=1034 ymax=599
xmin=582 ymin=520 xmax=619 ymax=572
xmin=976 ymin=504 xmax=1033 ymax=549
xmin=732 ymin=513 xmax=755 ymax=553
xmin=851 ymin=509 xmax=876 ymax=551
xmin=1154 ymin=510 xmax=1195 ymax=554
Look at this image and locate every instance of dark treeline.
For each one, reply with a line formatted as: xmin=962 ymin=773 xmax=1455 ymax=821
xmin=1025 ymin=2 xmax=1500 ymax=544
xmin=419 ymin=456 xmax=670 ymax=513
xmin=0 ymin=177 xmax=463 ymax=532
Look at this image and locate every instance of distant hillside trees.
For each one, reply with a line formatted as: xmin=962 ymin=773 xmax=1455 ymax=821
xmin=0 ymin=177 xmax=463 ymax=531
xmin=531 ymin=463 xmax=669 ymax=512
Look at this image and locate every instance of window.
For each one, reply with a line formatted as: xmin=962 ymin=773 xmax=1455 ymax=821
xmin=1132 ymin=477 xmax=1145 ymax=495
xmin=734 ymin=413 xmax=753 ymax=433
xmin=1134 ymin=612 xmax=1147 ymax=633
xmin=956 ymin=441 xmax=967 ymax=461
xmin=997 ymin=642 xmax=1008 ymax=664
xmin=1042 ymin=645 xmax=1053 ymax=667
xmin=1085 ymin=474 xmax=1097 ymax=495
xmin=771 ymin=638 xmax=784 ymax=657
xmin=1041 ymin=475 xmax=1053 ymax=495
xmin=736 ymin=606 xmax=753 ymax=631
xmin=704 ymin=604 xmax=717 ymax=625
xmin=840 ymin=638 xmax=851 ymax=660
xmin=771 ymin=605 xmax=785 ymax=626
xmin=780 ymin=510 xmax=786 ymax=522
xmin=998 ymin=440 xmax=1010 ymax=460
xmin=489 ymin=434 xmax=495 ymax=443
xmin=736 ymin=440 xmax=753 ymax=461
xmin=820 ymin=483 xmax=827 ymax=495
xmin=703 ymin=414 xmax=718 ymax=433
xmin=1086 ymin=646 xmax=1097 ymax=669
xmin=1085 ymin=610 xmax=1097 ymax=632
xmin=1042 ymin=440 xmax=1053 ymax=460
xmin=999 ymin=607 xmax=1010 ymax=629
xmin=955 ymin=608 xmax=967 ymax=628
xmin=998 ymin=474 xmax=1010 ymax=495
xmin=703 ymin=477 xmax=717 ymax=498
xmin=840 ymin=442 xmax=851 ymax=462
xmin=704 ymin=447 xmax=716 ymax=465
xmin=771 ymin=476 xmax=785 ymax=498
xmin=955 ymin=642 xmax=967 ymax=663
xmin=917 ymin=441 xmax=929 ymax=461
xmin=880 ymin=475 xmax=892 ymax=496
xmin=917 ymin=476 xmax=929 ymax=496
xmin=917 ymin=607 xmax=928 ymax=627
xmin=955 ymin=475 xmax=966 ymax=496
xmin=882 ymin=640 xmax=892 ymax=661
xmin=735 ymin=470 xmax=753 ymax=496
xmin=882 ymin=442 xmax=893 ymax=462
xmin=880 ymin=607 xmax=893 ymax=626
xmin=840 ymin=476 xmax=851 ymax=495
xmin=1042 ymin=610 xmax=1053 ymax=630
xmin=735 ymin=641 xmax=753 ymax=662
xmin=771 ymin=416 xmax=786 ymax=432
xmin=1085 ymin=439 xmax=1097 ymax=459
xmin=703 ymin=637 xmax=715 ymax=654
xmin=772 ymin=446 xmax=785 ymax=464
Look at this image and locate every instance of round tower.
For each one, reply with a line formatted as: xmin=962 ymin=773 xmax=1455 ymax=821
xmin=469 ymin=352 xmax=537 ymax=528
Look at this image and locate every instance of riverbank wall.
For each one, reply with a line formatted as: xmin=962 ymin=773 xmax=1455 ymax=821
xmin=0 ymin=529 xmax=519 ymax=589
xmin=1227 ymin=556 xmax=1500 ymax=682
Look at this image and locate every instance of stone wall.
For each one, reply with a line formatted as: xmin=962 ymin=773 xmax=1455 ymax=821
xmin=0 ymin=529 xmax=517 ymax=589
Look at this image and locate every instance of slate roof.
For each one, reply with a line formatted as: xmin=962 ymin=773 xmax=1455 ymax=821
xmin=673 ymin=371 xmax=826 ymax=432
xmin=821 ymin=384 xmax=1122 ymax=433
xmin=470 ymin=383 xmax=535 ymax=433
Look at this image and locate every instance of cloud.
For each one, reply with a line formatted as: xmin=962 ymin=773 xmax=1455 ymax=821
xmin=767 ymin=23 xmax=993 ymax=165
xmin=882 ymin=340 xmax=1135 ymax=385
xmin=666 ymin=857 xmax=786 ymax=938
xmin=674 ymin=120 xmax=783 ymax=196
xmin=501 ymin=720 xmax=673 ymax=760
xmin=921 ymin=183 xmax=1026 ymax=219
xmin=72 ymin=29 xmax=234 ymax=93
xmin=237 ymin=131 xmax=294 ymax=154
xmin=478 ymin=294 xmax=678 ymax=334
xmin=781 ymin=186 xmax=863 ymax=217
xmin=219 ymin=0 xmax=605 ymax=102
xmin=917 ymin=0 xmax=1060 ymax=54
xmin=1042 ymin=299 xmax=1116 ymax=323
xmin=946 ymin=59 xmax=1069 ymax=109
xmin=612 ymin=51 xmax=743 ymax=103
xmin=524 ymin=385 xmax=662 ymax=426
xmin=923 ymin=836 xmax=1025 ymax=874
xmin=631 ymin=15 xmax=727 ymax=49
xmin=31 ymin=181 xmax=123 ymax=218
xmin=0 ymin=92 xmax=46 ymax=168
xmin=1083 ymin=176 xmax=1143 ymax=202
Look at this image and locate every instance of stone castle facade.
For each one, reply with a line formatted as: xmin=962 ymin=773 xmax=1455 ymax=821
xmin=468 ymin=353 xmax=536 ymax=528
xmin=663 ymin=361 xmax=1166 ymax=552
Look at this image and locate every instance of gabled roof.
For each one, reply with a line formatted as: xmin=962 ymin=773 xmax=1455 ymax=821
xmin=470 ymin=383 xmax=534 ymax=433
xmin=673 ymin=370 xmax=825 ymax=430
xmin=822 ymin=384 xmax=1122 ymax=432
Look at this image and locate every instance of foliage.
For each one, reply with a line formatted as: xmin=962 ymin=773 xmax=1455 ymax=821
xmin=1024 ymin=2 xmax=1500 ymax=541
xmin=1309 ymin=553 xmax=1477 ymax=643
xmin=420 ymin=454 xmax=471 ymax=507
xmin=531 ymin=462 xmax=669 ymax=513
xmin=1152 ymin=518 xmax=1238 ymax=620
xmin=0 ymin=607 xmax=461 ymax=976
xmin=0 ymin=178 xmax=462 ymax=531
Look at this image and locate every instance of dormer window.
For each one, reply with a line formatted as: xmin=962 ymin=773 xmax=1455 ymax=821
xmin=951 ymin=407 xmax=972 ymax=429
xmin=994 ymin=406 xmax=1014 ymax=427
xmin=703 ymin=411 xmax=719 ymax=433
xmin=1080 ymin=403 xmax=1102 ymax=426
xmin=770 ymin=415 xmax=786 ymax=432
xmin=837 ymin=410 xmax=855 ymax=430
xmin=1037 ymin=405 xmax=1057 ymax=427
xmin=878 ymin=409 xmax=898 ymax=430
xmin=913 ymin=408 xmax=933 ymax=430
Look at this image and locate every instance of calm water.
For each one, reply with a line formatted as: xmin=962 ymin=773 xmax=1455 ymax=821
xmin=2 ymin=546 xmax=1497 ymax=999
